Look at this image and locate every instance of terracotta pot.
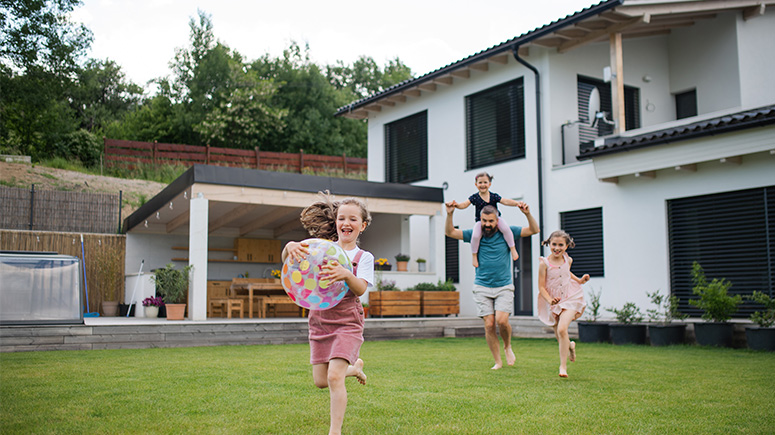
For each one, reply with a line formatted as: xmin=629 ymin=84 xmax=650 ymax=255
xmin=165 ymin=303 xmax=186 ymax=320
xmin=102 ymin=301 xmax=119 ymax=317
xmin=396 ymin=261 xmax=409 ymax=271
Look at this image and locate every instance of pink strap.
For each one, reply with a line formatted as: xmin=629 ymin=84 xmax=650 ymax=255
xmin=352 ymin=249 xmax=364 ymax=275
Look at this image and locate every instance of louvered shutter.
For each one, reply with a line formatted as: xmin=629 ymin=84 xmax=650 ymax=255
xmin=465 ymin=78 xmax=525 ymax=170
xmin=560 ymin=207 xmax=604 ymax=277
xmin=385 ymin=111 xmax=428 ymax=183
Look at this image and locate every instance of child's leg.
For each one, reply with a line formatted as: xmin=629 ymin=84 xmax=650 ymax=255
xmin=345 ymin=358 xmax=367 ymax=385
xmin=471 ymin=221 xmax=482 ymax=268
xmin=313 ymin=363 xmax=329 ymax=388
xmin=496 ymin=217 xmax=519 ymax=261
xmin=327 ymin=358 xmax=350 ymax=435
xmin=555 ymin=310 xmax=577 ymax=377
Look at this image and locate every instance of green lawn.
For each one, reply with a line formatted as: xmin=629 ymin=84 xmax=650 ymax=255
xmin=2 ymin=338 xmax=773 ymax=434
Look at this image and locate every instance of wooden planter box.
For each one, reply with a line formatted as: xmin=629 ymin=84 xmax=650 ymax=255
xmin=369 ymin=291 xmax=421 ymax=316
xmin=421 ymin=291 xmax=459 ymax=316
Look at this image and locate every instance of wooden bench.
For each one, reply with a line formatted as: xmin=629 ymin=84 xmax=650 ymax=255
xmin=257 ymin=295 xmax=304 ymax=318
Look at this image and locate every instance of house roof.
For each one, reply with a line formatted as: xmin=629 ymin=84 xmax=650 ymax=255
xmin=123 ymin=165 xmax=444 ymax=236
xmin=578 ymin=105 xmax=775 ymax=159
xmin=335 ymin=0 xmax=775 ymax=120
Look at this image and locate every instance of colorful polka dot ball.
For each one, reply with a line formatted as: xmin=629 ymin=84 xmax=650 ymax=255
xmin=281 ymin=238 xmax=352 ymax=310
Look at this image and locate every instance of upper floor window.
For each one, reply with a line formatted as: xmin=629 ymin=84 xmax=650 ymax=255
xmin=385 ymin=110 xmax=428 ymax=183
xmin=675 ymin=89 xmax=697 ymax=120
xmin=465 ymin=78 xmax=525 ymax=170
xmin=577 ymin=75 xmax=640 ymax=147
xmin=560 ymin=207 xmax=604 ymax=278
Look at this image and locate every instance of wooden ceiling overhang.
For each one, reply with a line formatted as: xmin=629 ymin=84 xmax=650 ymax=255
xmin=336 ymin=0 xmax=773 ymax=120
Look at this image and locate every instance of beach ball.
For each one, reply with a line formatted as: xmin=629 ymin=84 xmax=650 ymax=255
xmin=281 ymin=238 xmax=352 ymax=310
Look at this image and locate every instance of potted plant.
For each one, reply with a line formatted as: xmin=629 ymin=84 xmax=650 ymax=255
xmin=689 ymin=262 xmax=742 ymax=347
xmin=395 ymin=254 xmax=410 ymax=271
xmin=577 ymin=287 xmax=609 ymax=343
xmin=606 ymin=302 xmax=646 ymax=345
xmin=744 ymin=291 xmax=775 ymax=351
xmin=142 ymin=296 xmax=164 ymax=318
xmin=415 ymin=279 xmax=459 ymax=316
xmin=416 ymin=258 xmax=427 ymax=272
xmin=375 ymin=258 xmax=392 ymax=271
xmin=646 ymin=289 xmax=688 ymax=346
xmin=152 ymin=263 xmax=192 ymax=321
xmin=362 ymin=302 xmax=369 ymax=318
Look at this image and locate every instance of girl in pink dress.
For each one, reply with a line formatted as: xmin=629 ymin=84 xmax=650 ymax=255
xmin=283 ymin=193 xmax=374 ymax=435
xmin=538 ymin=230 xmax=589 ymax=378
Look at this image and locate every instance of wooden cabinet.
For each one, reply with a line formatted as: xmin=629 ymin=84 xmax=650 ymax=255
xmin=235 ymin=238 xmax=282 ymax=263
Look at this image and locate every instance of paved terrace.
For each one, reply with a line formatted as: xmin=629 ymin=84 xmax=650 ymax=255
xmin=0 ymin=316 xmax=565 ymax=352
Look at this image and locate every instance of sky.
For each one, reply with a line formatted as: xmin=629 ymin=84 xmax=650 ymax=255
xmin=74 ymin=0 xmax=598 ymax=91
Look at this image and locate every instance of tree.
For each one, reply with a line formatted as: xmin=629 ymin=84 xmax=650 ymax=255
xmin=69 ymin=59 xmax=143 ymax=133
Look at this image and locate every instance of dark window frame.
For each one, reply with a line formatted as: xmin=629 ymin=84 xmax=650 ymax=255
xmin=675 ymin=89 xmax=698 ymax=120
xmin=465 ymin=78 xmax=525 ymax=170
xmin=560 ymin=207 xmax=605 ymax=277
xmin=384 ymin=110 xmax=428 ymax=184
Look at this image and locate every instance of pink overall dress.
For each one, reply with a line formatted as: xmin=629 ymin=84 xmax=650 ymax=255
xmin=537 ymin=254 xmax=587 ymax=326
xmin=308 ymin=250 xmax=365 ymax=365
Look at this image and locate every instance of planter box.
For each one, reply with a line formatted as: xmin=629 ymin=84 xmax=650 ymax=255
xmin=745 ymin=327 xmax=775 ymax=351
xmin=610 ymin=324 xmax=647 ymax=345
xmin=648 ymin=324 xmax=686 ymax=346
xmin=693 ymin=322 xmax=734 ymax=347
xmin=577 ymin=322 xmax=610 ymax=343
xmin=421 ymin=291 xmax=459 ymax=316
xmin=369 ymin=291 xmax=421 ymax=317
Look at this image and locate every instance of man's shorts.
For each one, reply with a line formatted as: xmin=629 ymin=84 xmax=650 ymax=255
xmin=472 ymin=284 xmax=514 ymax=317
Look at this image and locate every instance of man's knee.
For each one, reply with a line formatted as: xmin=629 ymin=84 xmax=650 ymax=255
xmin=483 ymin=316 xmax=496 ymax=332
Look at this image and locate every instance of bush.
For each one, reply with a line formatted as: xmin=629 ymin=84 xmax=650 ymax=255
xmin=606 ymin=302 xmax=643 ymax=324
xmin=152 ymin=263 xmax=192 ymax=304
xmin=746 ymin=291 xmax=775 ymax=328
xmin=407 ymin=279 xmax=456 ymax=291
xmin=646 ymin=289 xmax=687 ymax=324
xmin=688 ymin=262 xmax=741 ymax=323
xmin=584 ymin=287 xmax=602 ymax=322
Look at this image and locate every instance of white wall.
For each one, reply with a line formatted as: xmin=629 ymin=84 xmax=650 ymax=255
xmin=736 ymin=9 xmax=775 ymax=108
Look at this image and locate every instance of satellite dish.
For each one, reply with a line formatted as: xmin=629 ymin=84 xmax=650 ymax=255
xmin=587 ymin=87 xmax=600 ymax=126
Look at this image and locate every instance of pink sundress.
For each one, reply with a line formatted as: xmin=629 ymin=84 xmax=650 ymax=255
xmin=537 ymin=254 xmax=587 ymax=326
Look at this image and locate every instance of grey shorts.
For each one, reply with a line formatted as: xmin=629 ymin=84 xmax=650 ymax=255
xmin=472 ymin=284 xmax=514 ymax=317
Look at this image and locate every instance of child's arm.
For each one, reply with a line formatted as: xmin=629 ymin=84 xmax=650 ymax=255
xmin=499 ymin=197 xmax=521 ymax=207
xmin=320 ymin=262 xmax=368 ymax=296
xmin=537 ymin=261 xmax=560 ymax=305
xmin=281 ymin=241 xmax=309 ymax=264
xmin=445 ymin=199 xmax=471 ymax=210
xmin=568 ymin=257 xmax=590 ymax=284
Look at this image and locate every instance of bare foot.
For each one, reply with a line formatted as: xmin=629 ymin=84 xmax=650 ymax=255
xmin=491 ymin=363 xmax=502 ymax=370
xmin=346 ymin=359 xmax=367 ymax=385
xmin=510 ymin=248 xmax=519 ymax=261
xmin=569 ymin=341 xmax=576 ymax=362
xmin=559 ymin=367 xmax=568 ymax=378
xmin=472 ymin=255 xmax=479 ymax=268
xmin=505 ymin=347 xmax=516 ymax=366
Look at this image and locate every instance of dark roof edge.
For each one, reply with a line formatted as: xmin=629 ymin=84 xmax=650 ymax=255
xmin=122 ymin=166 xmax=195 ymax=233
xmin=577 ymin=105 xmax=775 ymax=160
xmin=334 ymin=0 xmax=623 ymax=117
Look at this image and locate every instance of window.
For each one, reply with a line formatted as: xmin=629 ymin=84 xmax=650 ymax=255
xmin=560 ymin=207 xmax=604 ymax=277
xmin=675 ymin=89 xmax=697 ymax=120
xmin=445 ymin=232 xmax=460 ymax=284
xmin=668 ymin=186 xmax=775 ymax=318
xmin=385 ymin=111 xmax=428 ymax=183
xmin=577 ymin=75 xmax=640 ymax=148
xmin=465 ymin=78 xmax=525 ymax=170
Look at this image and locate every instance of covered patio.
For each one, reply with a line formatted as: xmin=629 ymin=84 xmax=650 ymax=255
xmin=122 ymin=165 xmax=445 ymax=320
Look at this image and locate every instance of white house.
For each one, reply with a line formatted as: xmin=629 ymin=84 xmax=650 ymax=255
xmin=335 ymin=0 xmax=775 ymax=319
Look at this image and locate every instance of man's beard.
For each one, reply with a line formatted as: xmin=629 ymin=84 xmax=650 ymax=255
xmin=482 ymin=225 xmax=497 ymax=237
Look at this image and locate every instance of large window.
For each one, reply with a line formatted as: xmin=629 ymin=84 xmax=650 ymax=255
xmin=560 ymin=207 xmax=604 ymax=277
xmin=668 ymin=186 xmax=775 ymax=318
xmin=675 ymin=89 xmax=697 ymax=120
xmin=465 ymin=78 xmax=525 ymax=170
xmin=385 ymin=111 xmax=428 ymax=183
xmin=577 ymin=75 xmax=640 ymax=147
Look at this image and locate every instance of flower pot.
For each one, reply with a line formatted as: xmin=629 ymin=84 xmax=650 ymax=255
xmin=396 ymin=261 xmax=409 ymax=272
xmin=375 ymin=264 xmax=392 ymax=271
xmin=577 ymin=322 xmax=610 ymax=343
xmin=144 ymin=306 xmax=159 ymax=318
xmin=610 ymin=324 xmax=647 ymax=345
xmin=165 ymin=303 xmax=186 ymax=321
xmin=417 ymin=262 xmax=426 ymax=272
xmin=421 ymin=291 xmax=459 ymax=316
xmin=119 ymin=303 xmax=135 ymax=317
xmin=102 ymin=301 xmax=119 ymax=317
xmin=648 ymin=324 xmax=686 ymax=346
xmin=158 ymin=304 xmax=166 ymax=318
xmin=745 ymin=327 xmax=775 ymax=351
xmin=693 ymin=322 xmax=734 ymax=347
xmin=369 ymin=291 xmax=421 ymax=317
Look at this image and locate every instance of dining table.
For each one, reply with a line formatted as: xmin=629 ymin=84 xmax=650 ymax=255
xmin=229 ymin=278 xmax=291 ymax=318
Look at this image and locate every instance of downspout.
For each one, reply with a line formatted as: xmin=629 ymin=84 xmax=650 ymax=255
xmin=511 ymin=46 xmax=545 ymax=255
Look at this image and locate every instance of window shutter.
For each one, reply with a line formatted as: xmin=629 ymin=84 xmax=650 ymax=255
xmin=465 ymin=78 xmax=525 ymax=170
xmin=385 ymin=111 xmax=428 ymax=183
xmin=668 ymin=186 xmax=775 ymax=318
xmin=445 ymin=233 xmax=460 ymax=284
xmin=675 ymin=89 xmax=697 ymax=120
xmin=560 ymin=207 xmax=604 ymax=277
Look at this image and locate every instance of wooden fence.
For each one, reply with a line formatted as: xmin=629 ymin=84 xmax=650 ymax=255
xmin=0 ymin=186 xmax=121 ymax=234
xmin=104 ymin=138 xmax=368 ymax=175
xmin=0 ymin=230 xmax=126 ymax=315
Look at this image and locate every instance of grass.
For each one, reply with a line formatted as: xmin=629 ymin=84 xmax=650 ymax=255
xmin=1 ymin=338 xmax=774 ymax=434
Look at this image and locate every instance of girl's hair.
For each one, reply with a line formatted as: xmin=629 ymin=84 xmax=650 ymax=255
xmin=475 ymin=171 xmax=493 ymax=182
xmin=300 ymin=191 xmax=339 ymax=241
xmin=338 ymin=197 xmax=372 ymax=229
xmin=541 ymin=230 xmax=576 ymax=248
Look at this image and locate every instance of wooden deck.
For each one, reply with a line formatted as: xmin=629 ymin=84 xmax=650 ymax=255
xmin=0 ymin=316 xmax=568 ymax=352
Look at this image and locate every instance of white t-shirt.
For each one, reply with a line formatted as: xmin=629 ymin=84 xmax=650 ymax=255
xmin=345 ymin=246 xmax=374 ymax=289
